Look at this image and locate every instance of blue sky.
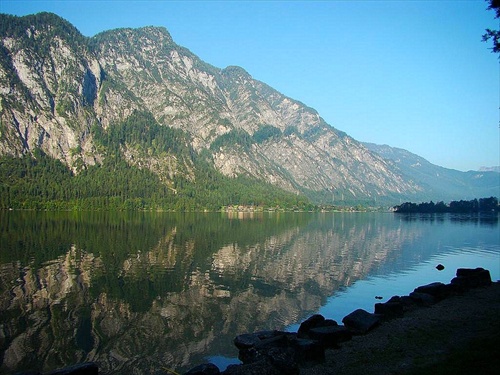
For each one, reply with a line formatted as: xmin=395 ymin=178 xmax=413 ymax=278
xmin=1 ymin=0 xmax=499 ymax=171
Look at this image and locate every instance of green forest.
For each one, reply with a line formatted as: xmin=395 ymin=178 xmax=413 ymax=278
xmin=0 ymin=152 xmax=312 ymax=211
xmin=393 ymin=197 xmax=499 ymax=213
xmin=0 ymin=111 xmax=312 ymax=211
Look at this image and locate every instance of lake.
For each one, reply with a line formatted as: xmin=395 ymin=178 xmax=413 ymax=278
xmin=0 ymin=211 xmax=498 ymax=374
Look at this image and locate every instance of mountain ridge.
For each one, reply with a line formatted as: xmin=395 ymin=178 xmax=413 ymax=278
xmin=363 ymin=142 xmax=500 ymax=201
xmin=0 ymin=12 xmax=497 ymax=208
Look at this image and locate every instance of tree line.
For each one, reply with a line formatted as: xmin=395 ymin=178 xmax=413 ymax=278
xmin=393 ymin=197 xmax=499 ymax=213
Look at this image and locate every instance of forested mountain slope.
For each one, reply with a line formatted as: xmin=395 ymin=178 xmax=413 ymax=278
xmin=0 ymin=12 xmax=497 ymax=208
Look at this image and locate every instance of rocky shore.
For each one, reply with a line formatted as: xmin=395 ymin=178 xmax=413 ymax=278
xmin=300 ymin=279 xmax=500 ymax=375
xmin=20 ymin=267 xmax=499 ymax=375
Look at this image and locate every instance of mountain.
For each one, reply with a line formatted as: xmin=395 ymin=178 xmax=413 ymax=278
xmin=479 ymin=166 xmax=500 ymax=173
xmin=363 ymin=143 xmax=500 ymax=202
xmin=0 ymin=12 xmax=497 ymax=208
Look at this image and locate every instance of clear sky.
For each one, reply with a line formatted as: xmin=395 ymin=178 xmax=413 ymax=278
xmin=1 ymin=0 xmax=499 ymax=171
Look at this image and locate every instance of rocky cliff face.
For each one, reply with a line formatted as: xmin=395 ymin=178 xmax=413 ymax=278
xmin=5 ymin=12 xmax=493 ymax=204
xmin=0 ymin=13 xmax=103 ymax=169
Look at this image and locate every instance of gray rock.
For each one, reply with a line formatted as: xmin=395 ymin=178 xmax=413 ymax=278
xmin=289 ymin=338 xmax=325 ymax=362
xmin=452 ymin=268 xmax=492 ymax=288
xmin=297 ymin=314 xmax=325 ymax=338
xmin=234 ymin=331 xmax=277 ymax=349
xmin=238 ymin=347 xmax=267 ymax=365
xmin=238 ymin=331 xmax=290 ymax=364
xmin=234 ymin=333 xmax=262 ymax=349
xmin=297 ymin=314 xmax=337 ymax=339
xmin=409 ymin=291 xmax=435 ymax=305
xmin=308 ymin=325 xmax=352 ymax=346
xmin=414 ymin=282 xmax=449 ymax=300
xmin=342 ymin=309 xmax=380 ymax=334
xmin=374 ymin=301 xmax=404 ymax=318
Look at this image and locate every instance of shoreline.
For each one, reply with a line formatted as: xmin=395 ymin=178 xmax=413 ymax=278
xmin=301 ymin=280 xmax=500 ymax=375
xmin=215 ymin=267 xmax=500 ymax=375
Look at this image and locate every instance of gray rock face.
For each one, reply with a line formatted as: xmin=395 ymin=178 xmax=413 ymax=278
xmin=0 ymin=12 xmax=425 ymax=203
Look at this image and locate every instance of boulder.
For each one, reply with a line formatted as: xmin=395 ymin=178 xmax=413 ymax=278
xmin=308 ymin=325 xmax=352 ymax=346
xmin=409 ymin=291 xmax=435 ymax=305
xmin=342 ymin=309 xmax=380 ymax=334
xmin=297 ymin=314 xmax=337 ymax=339
xmin=451 ymin=268 xmax=492 ymax=288
xmin=297 ymin=314 xmax=324 ymax=338
xmin=387 ymin=295 xmax=401 ymax=303
xmin=233 ymin=328 xmax=325 ymax=371
xmin=374 ymin=301 xmax=404 ymax=319
xmin=237 ymin=332 xmax=291 ymax=364
xmin=289 ymin=338 xmax=325 ymax=362
xmin=234 ymin=331 xmax=278 ymax=349
xmin=414 ymin=282 xmax=450 ymax=300
xmin=238 ymin=347 xmax=267 ymax=365
xmin=399 ymin=295 xmax=418 ymax=307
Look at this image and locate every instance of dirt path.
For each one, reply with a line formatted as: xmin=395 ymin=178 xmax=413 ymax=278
xmin=300 ymin=282 xmax=500 ymax=375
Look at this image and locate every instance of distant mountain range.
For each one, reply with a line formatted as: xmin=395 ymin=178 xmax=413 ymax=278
xmin=0 ymin=12 xmax=498 ymax=208
xmin=479 ymin=166 xmax=500 ymax=173
xmin=363 ymin=143 xmax=499 ymax=202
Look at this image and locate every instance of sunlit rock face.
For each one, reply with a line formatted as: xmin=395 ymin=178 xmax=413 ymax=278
xmin=0 ymin=13 xmax=424 ymax=203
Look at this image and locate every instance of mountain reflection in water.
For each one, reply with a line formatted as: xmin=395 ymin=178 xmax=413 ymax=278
xmin=0 ymin=211 xmax=498 ymax=374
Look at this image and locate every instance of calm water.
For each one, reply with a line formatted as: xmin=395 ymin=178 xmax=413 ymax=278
xmin=0 ymin=211 xmax=498 ymax=374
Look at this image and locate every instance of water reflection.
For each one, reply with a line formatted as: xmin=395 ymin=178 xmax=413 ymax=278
xmin=397 ymin=212 xmax=499 ymax=226
xmin=0 ymin=211 xmax=498 ymax=374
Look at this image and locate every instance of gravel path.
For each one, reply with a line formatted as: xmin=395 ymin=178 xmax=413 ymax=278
xmin=300 ymin=282 xmax=500 ymax=375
